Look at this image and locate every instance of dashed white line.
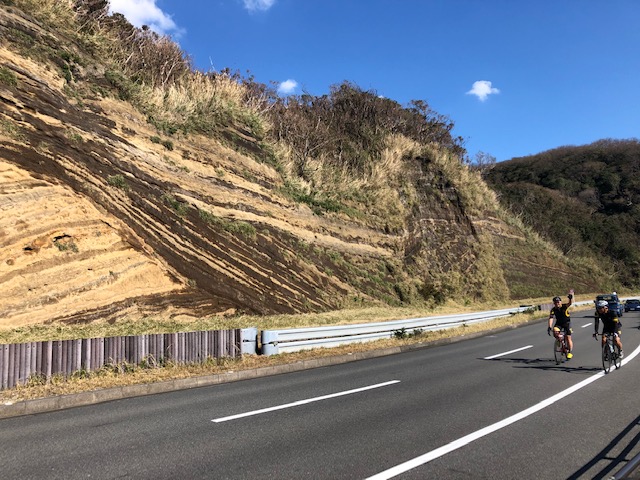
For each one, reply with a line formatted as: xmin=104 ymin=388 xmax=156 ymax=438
xmin=212 ymin=380 xmax=400 ymax=423
xmin=582 ymin=323 xmax=593 ymax=328
xmin=366 ymin=344 xmax=640 ymax=480
xmin=484 ymin=345 xmax=532 ymax=360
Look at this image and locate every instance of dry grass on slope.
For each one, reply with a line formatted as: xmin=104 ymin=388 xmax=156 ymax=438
xmin=145 ymin=71 xmax=268 ymax=138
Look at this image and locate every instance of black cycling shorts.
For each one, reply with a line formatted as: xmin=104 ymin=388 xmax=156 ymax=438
xmin=602 ymin=324 xmax=622 ymax=335
xmin=555 ymin=323 xmax=572 ymax=335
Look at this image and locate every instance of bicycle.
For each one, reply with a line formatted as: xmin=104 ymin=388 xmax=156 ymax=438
xmin=553 ymin=327 xmax=569 ymax=364
xmin=597 ymin=333 xmax=622 ymax=373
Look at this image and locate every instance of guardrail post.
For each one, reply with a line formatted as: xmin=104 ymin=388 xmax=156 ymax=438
xmin=261 ymin=330 xmax=279 ymax=356
xmin=240 ymin=328 xmax=258 ymax=355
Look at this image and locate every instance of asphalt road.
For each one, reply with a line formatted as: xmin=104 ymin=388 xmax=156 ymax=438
xmin=0 ymin=312 xmax=639 ymax=479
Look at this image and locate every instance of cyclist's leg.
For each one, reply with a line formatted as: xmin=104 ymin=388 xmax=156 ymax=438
xmin=615 ymin=331 xmax=623 ymax=353
xmin=564 ymin=325 xmax=573 ymax=352
xmin=602 ymin=335 xmax=613 ymax=372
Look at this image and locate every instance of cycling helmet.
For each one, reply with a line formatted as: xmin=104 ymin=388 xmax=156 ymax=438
xmin=552 ymin=296 xmax=562 ymax=303
xmin=596 ymin=300 xmax=608 ymax=308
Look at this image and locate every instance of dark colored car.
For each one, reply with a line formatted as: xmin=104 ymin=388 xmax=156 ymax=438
xmin=607 ymin=300 xmax=624 ymax=317
xmin=624 ymin=299 xmax=640 ymax=312
xmin=595 ymin=293 xmax=624 ymax=317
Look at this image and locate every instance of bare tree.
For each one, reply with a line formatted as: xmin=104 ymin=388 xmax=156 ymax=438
xmin=467 ymin=151 xmax=496 ymax=175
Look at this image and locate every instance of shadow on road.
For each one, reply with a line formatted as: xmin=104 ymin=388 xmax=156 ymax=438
xmin=567 ymin=414 xmax=640 ymax=479
xmin=483 ymin=356 xmax=603 ymax=374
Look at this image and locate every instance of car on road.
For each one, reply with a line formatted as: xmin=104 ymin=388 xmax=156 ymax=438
xmin=624 ymin=298 xmax=640 ymax=312
xmin=595 ymin=293 xmax=624 ymax=317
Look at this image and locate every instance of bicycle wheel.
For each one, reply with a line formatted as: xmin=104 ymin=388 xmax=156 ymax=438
xmin=602 ymin=343 xmax=613 ymax=373
xmin=554 ymin=339 xmax=563 ymax=364
xmin=614 ymin=344 xmax=622 ymax=370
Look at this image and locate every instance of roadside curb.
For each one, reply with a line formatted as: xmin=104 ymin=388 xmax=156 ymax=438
xmin=0 ymin=317 xmax=545 ymax=419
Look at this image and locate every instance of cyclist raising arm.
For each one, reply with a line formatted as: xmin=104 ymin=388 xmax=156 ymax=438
xmin=593 ymin=300 xmax=624 ymax=357
xmin=548 ymin=291 xmax=574 ymax=359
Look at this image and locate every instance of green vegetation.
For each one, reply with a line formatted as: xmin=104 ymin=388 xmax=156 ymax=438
xmin=393 ymin=327 xmax=424 ymax=339
xmin=54 ymin=238 xmax=78 ymax=253
xmin=0 ymin=119 xmax=24 ymax=140
xmin=162 ymin=193 xmax=188 ymax=217
xmin=486 ymin=139 xmax=640 ymax=288
xmin=198 ymin=209 xmax=257 ymax=240
xmin=107 ymin=174 xmax=129 ymax=191
xmin=66 ymin=130 xmax=83 ymax=144
xmin=281 ymin=181 xmax=346 ymax=215
xmin=0 ymin=66 xmax=17 ymax=86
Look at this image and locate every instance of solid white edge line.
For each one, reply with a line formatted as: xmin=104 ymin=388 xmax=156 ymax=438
xmin=484 ymin=345 xmax=533 ymax=360
xmin=212 ymin=380 xmax=400 ymax=423
xmin=366 ymin=343 xmax=640 ymax=480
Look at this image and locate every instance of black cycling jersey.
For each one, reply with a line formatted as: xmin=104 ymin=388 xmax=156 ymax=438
xmin=550 ymin=303 xmax=571 ymax=329
xmin=595 ymin=309 xmax=621 ymax=335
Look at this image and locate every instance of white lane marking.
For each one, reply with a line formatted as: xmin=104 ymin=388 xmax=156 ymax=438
xmin=582 ymin=323 xmax=593 ymax=328
xmin=367 ymin=344 xmax=640 ymax=480
xmin=212 ymin=380 xmax=400 ymax=423
xmin=484 ymin=345 xmax=532 ymax=360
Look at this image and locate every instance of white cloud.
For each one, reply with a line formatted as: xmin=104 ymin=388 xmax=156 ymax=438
xmin=108 ymin=0 xmax=181 ymax=36
xmin=466 ymin=80 xmax=500 ymax=102
xmin=243 ymin=0 xmax=276 ymax=13
xmin=278 ymin=79 xmax=298 ymax=95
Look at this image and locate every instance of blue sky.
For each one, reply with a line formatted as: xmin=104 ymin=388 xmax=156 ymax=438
xmin=109 ymin=0 xmax=639 ymax=162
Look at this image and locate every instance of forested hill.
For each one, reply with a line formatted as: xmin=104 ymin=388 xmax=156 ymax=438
xmin=485 ymin=139 xmax=640 ymax=287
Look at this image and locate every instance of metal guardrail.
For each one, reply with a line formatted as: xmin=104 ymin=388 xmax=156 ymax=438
xmin=574 ymin=300 xmax=596 ymax=308
xmin=259 ymin=299 xmax=604 ymax=356
xmin=0 ymin=298 xmax=632 ymax=391
xmin=538 ymin=300 xmax=592 ymax=311
xmin=260 ymin=306 xmax=538 ymax=355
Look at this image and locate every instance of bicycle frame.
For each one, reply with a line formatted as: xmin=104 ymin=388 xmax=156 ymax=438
xmin=599 ymin=333 xmax=621 ymax=373
xmin=553 ymin=330 xmax=569 ymax=365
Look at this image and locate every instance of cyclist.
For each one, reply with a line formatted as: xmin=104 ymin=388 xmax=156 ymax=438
xmin=548 ymin=292 xmax=574 ymax=358
xmin=593 ymin=300 xmax=624 ymax=357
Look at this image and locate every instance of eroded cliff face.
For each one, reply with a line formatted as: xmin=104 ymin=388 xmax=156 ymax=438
xmin=0 ymin=5 xmax=402 ymax=327
xmin=0 ymin=5 xmax=597 ymax=329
